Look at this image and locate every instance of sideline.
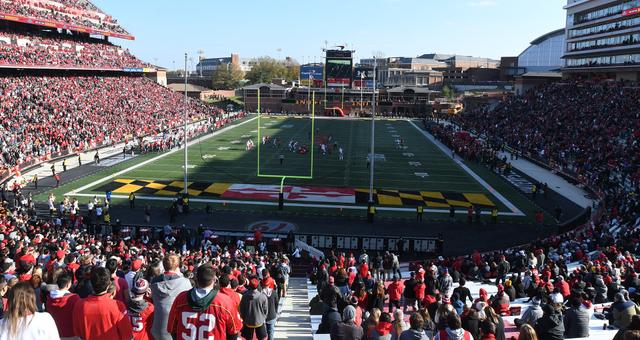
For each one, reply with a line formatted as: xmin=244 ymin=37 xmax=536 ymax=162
xmin=67 ymin=192 xmax=524 ymax=216
xmin=407 ymin=120 xmax=524 ymax=216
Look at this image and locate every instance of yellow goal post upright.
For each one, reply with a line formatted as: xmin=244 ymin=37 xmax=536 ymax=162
xmin=256 ymin=88 xmax=316 ymax=210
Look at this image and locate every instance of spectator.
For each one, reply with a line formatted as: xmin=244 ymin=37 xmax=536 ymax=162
xmin=239 ymin=277 xmax=268 ymax=340
xmin=388 ymin=276 xmax=403 ymax=313
xmin=399 ymin=313 xmax=429 ymax=340
xmin=371 ymin=312 xmax=394 ymax=340
xmin=330 ymin=305 xmax=363 ymax=340
xmin=262 ymin=275 xmax=279 ymax=340
xmin=0 ymin=281 xmax=59 ymax=339
xmin=127 ymin=278 xmax=154 ymax=340
xmin=613 ymin=314 xmax=640 ymax=340
xmin=150 ymin=254 xmax=192 ymax=340
xmin=391 ymin=309 xmax=409 ymax=339
xmin=167 ymin=265 xmax=239 ymax=340
xmin=514 ymin=297 xmax=543 ymax=329
xmin=563 ymin=297 xmax=589 ymax=338
xmin=453 ymin=278 xmax=472 ymax=305
xmin=517 ymin=324 xmax=538 ymax=340
xmin=46 ymin=273 xmax=80 ymax=340
xmin=533 ymin=304 xmax=564 ymax=340
xmin=612 ymin=292 xmax=640 ymax=329
xmin=72 ymin=266 xmax=133 ymax=340
xmin=434 ymin=313 xmax=474 ymax=340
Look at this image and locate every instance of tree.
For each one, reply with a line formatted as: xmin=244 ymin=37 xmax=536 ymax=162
xmin=245 ymin=56 xmax=299 ymax=84
xmin=211 ymin=63 xmax=244 ymax=90
xmin=442 ymin=85 xmax=455 ymax=100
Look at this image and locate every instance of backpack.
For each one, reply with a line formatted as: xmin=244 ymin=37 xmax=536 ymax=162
xmin=275 ymin=265 xmax=286 ymax=283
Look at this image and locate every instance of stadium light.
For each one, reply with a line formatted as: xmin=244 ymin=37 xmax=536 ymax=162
xmin=183 ymin=53 xmax=189 ymax=196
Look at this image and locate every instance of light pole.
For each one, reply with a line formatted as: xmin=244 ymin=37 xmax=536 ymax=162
xmin=307 ymin=73 xmax=314 ymax=112
xmin=360 ymin=72 xmax=364 ymax=116
xmin=183 ymin=53 xmax=189 ymax=196
xmin=368 ymin=57 xmax=377 ymax=204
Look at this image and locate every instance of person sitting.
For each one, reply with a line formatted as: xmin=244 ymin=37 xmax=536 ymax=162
xmin=491 ymin=284 xmax=510 ymax=316
xmin=330 ymin=305 xmax=363 ymax=340
xmin=563 ymin=297 xmax=589 ymax=338
xmin=612 ymin=292 xmax=640 ymax=329
xmin=399 ymin=313 xmax=429 ymax=340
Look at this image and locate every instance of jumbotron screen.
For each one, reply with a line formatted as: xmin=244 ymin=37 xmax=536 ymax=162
xmin=325 ymin=50 xmax=353 ymax=88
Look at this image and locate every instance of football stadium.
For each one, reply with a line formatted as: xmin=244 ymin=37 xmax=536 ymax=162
xmin=0 ymin=0 xmax=637 ymax=339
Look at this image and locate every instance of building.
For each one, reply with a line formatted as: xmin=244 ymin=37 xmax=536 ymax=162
xmin=417 ymin=53 xmax=500 ymax=82
xmin=518 ymin=29 xmax=565 ymax=72
xmin=564 ymin=0 xmax=640 ymax=80
xmin=167 ymin=83 xmax=216 ymax=101
xmin=195 ymin=53 xmax=253 ymax=76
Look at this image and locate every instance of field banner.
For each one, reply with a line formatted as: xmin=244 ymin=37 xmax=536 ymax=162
xmin=221 ymin=184 xmax=356 ymax=204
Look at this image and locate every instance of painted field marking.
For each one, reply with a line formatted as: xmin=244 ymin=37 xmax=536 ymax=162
xmin=218 ymin=146 xmax=231 ymax=151
xmin=409 ymin=162 xmax=422 ymax=167
xmin=66 ymin=116 xmax=258 ymax=196
xmin=414 ymin=172 xmax=429 ymax=178
xmin=403 ymin=153 xmax=415 ymax=157
xmin=407 ymin=119 xmax=524 ymax=216
xmin=68 ymin=192 xmax=523 ymax=216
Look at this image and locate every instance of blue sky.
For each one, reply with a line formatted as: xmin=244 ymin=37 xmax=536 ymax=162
xmin=94 ymin=0 xmax=566 ymax=69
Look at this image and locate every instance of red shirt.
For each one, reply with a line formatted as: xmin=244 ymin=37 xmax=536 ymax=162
xmin=129 ymin=301 xmax=154 ymax=340
xmin=72 ymin=294 xmax=133 ymax=340
xmin=46 ymin=293 xmax=80 ymax=338
xmin=167 ymin=289 xmax=239 ymax=339
xmin=219 ymin=286 xmax=243 ymax=330
xmin=388 ymin=281 xmax=404 ymax=301
xmin=414 ymin=283 xmax=426 ymax=300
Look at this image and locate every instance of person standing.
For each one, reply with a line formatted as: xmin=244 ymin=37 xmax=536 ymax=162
xmin=46 ymin=273 xmax=80 ymax=339
xmin=262 ymin=278 xmax=279 ymax=340
xmin=417 ymin=205 xmax=424 ymax=221
xmin=129 ymin=192 xmax=136 ymax=209
xmin=72 ymin=267 xmax=133 ymax=340
xmin=33 ymin=174 xmax=38 ymax=189
xmin=150 ymin=254 xmax=192 ymax=340
xmin=62 ymin=159 xmax=67 ymax=172
xmin=128 ymin=279 xmax=155 ymax=340
xmin=0 ymin=282 xmax=60 ymax=340
xmin=94 ymin=151 xmax=100 ymax=164
xmin=240 ymin=277 xmax=268 ymax=340
xmin=167 ymin=265 xmax=239 ymax=340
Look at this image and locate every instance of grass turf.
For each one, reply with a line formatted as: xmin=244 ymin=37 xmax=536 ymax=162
xmin=38 ymin=116 xmax=545 ymax=222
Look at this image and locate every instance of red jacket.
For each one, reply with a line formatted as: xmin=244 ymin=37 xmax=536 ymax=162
xmin=388 ymin=281 xmax=404 ymax=301
xmin=46 ymin=292 xmax=80 ymax=338
xmin=72 ymin=294 xmax=133 ymax=340
xmin=129 ymin=301 xmax=154 ymax=340
xmin=414 ymin=283 xmax=426 ymax=300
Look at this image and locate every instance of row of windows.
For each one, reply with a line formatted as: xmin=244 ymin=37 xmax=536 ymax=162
xmin=567 ymin=33 xmax=640 ymax=51
xmin=570 ymin=16 xmax=640 ymax=38
xmin=566 ymin=53 xmax=640 ymax=67
xmin=574 ymin=0 xmax=640 ymax=24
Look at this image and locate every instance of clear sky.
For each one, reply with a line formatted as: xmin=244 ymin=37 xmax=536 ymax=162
xmin=93 ymin=0 xmax=566 ymax=69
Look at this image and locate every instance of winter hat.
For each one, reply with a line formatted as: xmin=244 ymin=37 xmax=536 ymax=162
xmin=131 ymin=259 xmax=143 ymax=271
xmin=132 ymin=278 xmax=149 ymax=296
xmin=343 ymin=305 xmax=356 ymax=322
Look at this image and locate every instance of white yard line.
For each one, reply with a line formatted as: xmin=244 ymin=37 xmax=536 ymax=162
xmin=68 ymin=193 xmax=524 ymax=216
xmin=407 ymin=120 xmax=525 ymax=216
xmin=66 ymin=116 xmax=258 ymax=196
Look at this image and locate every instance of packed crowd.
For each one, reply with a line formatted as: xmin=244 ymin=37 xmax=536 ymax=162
xmin=0 ymin=0 xmax=129 ymax=35
xmin=0 ymin=75 xmax=224 ymax=171
xmin=460 ymin=82 xmax=639 ymax=198
xmin=0 ymin=196 xmax=293 ymax=339
xmin=0 ymin=28 xmax=146 ymax=69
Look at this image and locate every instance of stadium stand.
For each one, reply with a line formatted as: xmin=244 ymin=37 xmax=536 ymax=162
xmin=0 ymin=28 xmax=146 ymax=69
xmin=0 ymin=0 xmax=130 ymax=36
xmin=0 ymin=76 xmax=224 ymax=173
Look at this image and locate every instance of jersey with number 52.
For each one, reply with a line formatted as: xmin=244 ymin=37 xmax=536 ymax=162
xmin=167 ymin=290 xmax=239 ymax=340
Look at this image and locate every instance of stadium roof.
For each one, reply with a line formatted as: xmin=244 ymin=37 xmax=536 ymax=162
xmin=240 ymin=83 xmax=287 ymax=91
xmin=387 ymin=86 xmax=438 ymax=94
xmin=530 ymin=29 xmax=565 ymax=45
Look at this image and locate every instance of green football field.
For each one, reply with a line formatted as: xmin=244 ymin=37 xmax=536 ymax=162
xmin=51 ymin=115 xmax=535 ymax=218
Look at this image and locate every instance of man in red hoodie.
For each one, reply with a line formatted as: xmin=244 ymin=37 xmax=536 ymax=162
xmin=387 ymin=276 xmax=404 ymax=313
xmin=46 ymin=273 xmax=80 ymax=339
xmin=72 ymin=266 xmax=133 ymax=340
